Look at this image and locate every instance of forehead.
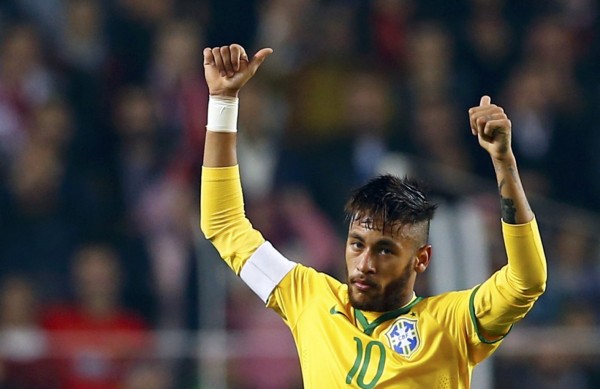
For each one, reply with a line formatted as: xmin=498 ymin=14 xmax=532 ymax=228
xmin=349 ymin=218 xmax=415 ymax=242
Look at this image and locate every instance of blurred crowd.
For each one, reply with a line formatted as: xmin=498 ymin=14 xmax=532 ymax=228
xmin=0 ymin=0 xmax=600 ymax=388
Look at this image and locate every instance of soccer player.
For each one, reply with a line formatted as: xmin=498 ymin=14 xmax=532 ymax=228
xmin=200 ymin=44 xmax=547 ymax=388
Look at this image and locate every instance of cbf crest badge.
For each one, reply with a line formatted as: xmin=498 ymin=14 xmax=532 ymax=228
xmin=385 ymin=318 xmax=420 ymax=358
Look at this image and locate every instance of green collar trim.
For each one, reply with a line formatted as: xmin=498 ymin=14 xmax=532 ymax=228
xmin=355 ymin=297 xmax=423 ymax=336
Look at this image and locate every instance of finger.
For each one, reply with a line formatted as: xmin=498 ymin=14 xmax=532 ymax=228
xmin=475 ymin=112 xmax=495 ymax=134
xmin=219 ymin=46 xmax=235 ymax=77
xmin=468 ymin=108 xmax=478 ymax=135
xmin=203 ymin=47 xmax=215 ymax=66
xmin=470 ymin=106 xmax=504 ymax=134
xmin=483 ymin=119 xmax=510 ymax=138
xmin=212 ymin=47 xmax=226 ymax=76
xmin=248 ymin=48 xmax=273 ymax=75
xmin=229 ymin=44 xmax=247 ymax=71
xmin=480 ymin=95 xmax=491 ymax=106
xmin=476 ymin=116 xmax=487 ymax=135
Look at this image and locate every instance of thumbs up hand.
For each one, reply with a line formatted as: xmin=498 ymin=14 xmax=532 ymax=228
xmin=203 ymin=44 xmax=273 ymax=98
xmin=468 ymin=95 xmax=513 ymax=161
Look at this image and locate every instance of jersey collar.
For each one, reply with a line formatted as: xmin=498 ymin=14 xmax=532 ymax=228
xmin=354 ymin=293 xmax=422 ymax=336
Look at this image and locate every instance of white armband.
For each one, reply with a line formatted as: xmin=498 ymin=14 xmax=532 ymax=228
xmin=240 ymin=241 xmax=297 ymax=302
xmin=206 ymin=96 xmax=239 ymax=133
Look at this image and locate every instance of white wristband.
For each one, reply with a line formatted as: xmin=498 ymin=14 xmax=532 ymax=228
xmin=206 ymin=96 xmax=239 ymax=133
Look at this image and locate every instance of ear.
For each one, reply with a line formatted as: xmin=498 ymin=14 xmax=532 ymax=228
xmin=414 ymin=245 xmax=431 ymax=273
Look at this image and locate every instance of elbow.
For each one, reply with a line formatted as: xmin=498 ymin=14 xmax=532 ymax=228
xmin=531 ymin=266 xmax=548 ymax=296
xmin=200 ymin=215 xmax=215 ymax=240
xmin=200 ymin=223 xmax=214 ymax=241
xmin=528 ymin=280 xmax=546 ymax=296
xmin=522 ymin=272 xmax=547 ymax=297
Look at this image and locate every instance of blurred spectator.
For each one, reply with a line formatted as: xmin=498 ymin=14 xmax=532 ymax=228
xmin=113 ymin=86 xmax=174 ymax=215
xmin=519 ymin=301 xmax=598 ymax=389
xmin=501 ymin=15 xmax=590 ymax=206
xmin=529 ymin=215 xmax=600 ymax=324
xmin=404 ymin=22 xmax=468 ymax=106
xmin=256 ymin=0 xmax=318 ymax=76
xmin=59 ymin=0 xmax=107 ymax=73
xmin=8 ymin=0 xmax=65 ymax=43
xmin=123 ymin=360 xmax=173 ymax=389
xmin=149 ymin=18 xmax=208 ymax=179
xmin=113 ymin=85 xmax=194 ymax=329
xmin=0 ymin=275 xmax=58 ymax=389
xmin=106 ymin=0 xmax=175 ymax=86
xmin=368 ymin=0 xmax=415 ymax=71
xmin=459 ymin=0 xmax=518 ymax=99
xmin=1 ymin=100 xmax=88 ymax=299
xmin=42 ymin=244 xmax=150 ymax=389
xmin=0 ymin=23 xmax=55 ymax=164
xmin=407 ymin=97 xmax=478 ymax=199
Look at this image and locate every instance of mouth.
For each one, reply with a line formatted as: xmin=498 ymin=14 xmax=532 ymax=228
xmin=351 ymin=278 xmax=378 ymax=293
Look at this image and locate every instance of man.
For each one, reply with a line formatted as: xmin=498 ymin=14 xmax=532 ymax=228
xmin=200 ymin=44 xmax=546 ymax=388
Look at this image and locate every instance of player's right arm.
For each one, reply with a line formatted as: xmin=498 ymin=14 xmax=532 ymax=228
xmin=200 ymin=45 xmax=296 ymax=302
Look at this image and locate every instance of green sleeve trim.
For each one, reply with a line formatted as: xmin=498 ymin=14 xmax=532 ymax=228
xmin=469 ymin=285 xmax=512 ymax=344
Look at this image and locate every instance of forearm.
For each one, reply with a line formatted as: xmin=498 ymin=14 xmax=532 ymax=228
xmin=203 ymin=131 xmax=237 ymax=167
xmin=492 ymin=153 xmax=533 ymax=224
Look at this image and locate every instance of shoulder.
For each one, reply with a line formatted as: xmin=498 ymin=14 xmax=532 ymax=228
xmin=415 ymin=288 xmax=475 ymax=316
xmin=268 ymin=264 xmax=347 ymax=317
xmin=283 ymin=264 xmax=345 ymax=293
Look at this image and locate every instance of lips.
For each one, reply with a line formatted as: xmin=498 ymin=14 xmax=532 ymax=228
xmin=351 ymin=278 xmax=378 ymax=292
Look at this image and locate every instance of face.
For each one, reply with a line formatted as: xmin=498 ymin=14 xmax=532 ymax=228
xmin=345 ymin=219 xmax=431 ymax=312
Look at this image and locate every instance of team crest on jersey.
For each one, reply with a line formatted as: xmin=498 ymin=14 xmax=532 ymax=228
xmin=385 ymin=317 xmax=420 ymax=358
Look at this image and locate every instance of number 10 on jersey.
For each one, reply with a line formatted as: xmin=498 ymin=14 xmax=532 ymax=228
xmin=346 ymin=337 xmax=386 ymax=388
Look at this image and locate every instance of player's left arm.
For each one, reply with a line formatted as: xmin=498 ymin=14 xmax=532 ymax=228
xmin=467 ymin=96 xmax=547 ymax=339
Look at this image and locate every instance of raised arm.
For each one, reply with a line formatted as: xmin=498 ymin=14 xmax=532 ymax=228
xmin=200 ymin=44 xmax=272 ymax=274
xmin=466 ymin=96 xmax=546 ymax=342
xmin=469 ymin=95 xmax=533 ymax=224
xmin=200 ymin=45 xmax=296 ymax=304
xmin=202 ymin=44 xmax=272 ymax=166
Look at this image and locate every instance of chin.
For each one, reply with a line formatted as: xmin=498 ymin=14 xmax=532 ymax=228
xmin=349 ymin=291 xmax=382 ymax=312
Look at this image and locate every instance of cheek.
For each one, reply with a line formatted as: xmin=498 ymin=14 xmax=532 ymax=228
xmin=344 ymin=251 xmax=354 ymax=272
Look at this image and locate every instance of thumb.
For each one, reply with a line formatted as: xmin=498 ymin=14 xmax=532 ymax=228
xmin=480 ymin=95 xmax=491 ymax=106
xmin=248 ymin=48 xmax=273 ymax=74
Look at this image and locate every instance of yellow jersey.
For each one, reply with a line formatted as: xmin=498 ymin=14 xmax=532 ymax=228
xmin=200 ymin=165 xmax=547 ymax=389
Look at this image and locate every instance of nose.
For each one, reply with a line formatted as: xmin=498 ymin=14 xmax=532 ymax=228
xmin=356 ymin=249 xmax=376 ymax=274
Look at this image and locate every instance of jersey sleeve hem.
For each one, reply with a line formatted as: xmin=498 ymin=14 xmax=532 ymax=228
xmin=201 ymin=165 xmax=241 ymax=181
xmin=240 ymin=241 xmax=297 ymax=303
xmin=469 ymin=285 xmax=512 ymax=344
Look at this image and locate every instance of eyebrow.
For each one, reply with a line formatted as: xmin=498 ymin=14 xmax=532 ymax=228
xmin=348 ymin=232 xmax=400 ymax=248
xmin=348 ymin=232 xmax=364 ymax=241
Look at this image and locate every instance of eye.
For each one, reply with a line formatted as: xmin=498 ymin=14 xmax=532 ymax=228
xmin=350 ymin=241 xmax=364 ymax=250
xmin=376 ymin=245 xmax=397 ymax=256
